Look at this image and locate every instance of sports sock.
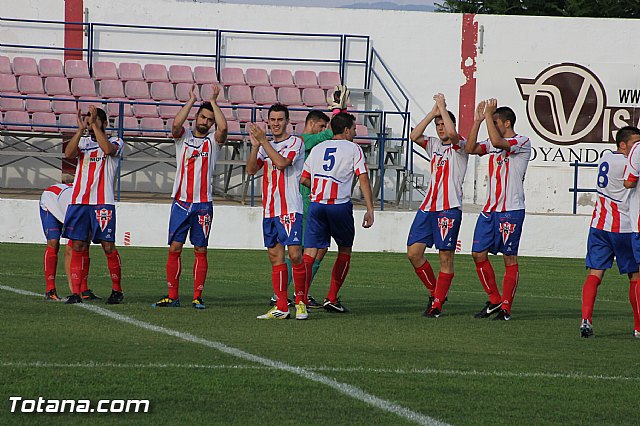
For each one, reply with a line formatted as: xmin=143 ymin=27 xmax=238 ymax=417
xmin=302 ymin=254 xmax=315 ymax=303
xmin=272 ymin=263 xmax=289 ymax=311
xmin=80 ymin=248 xmax=90 ymax=293
xmin=285 ymin=257 xmax=293 ymax=288
xmin=475 ymin=259 xmax=501 ymax=304
xmin=105 ymin=250 xmax=122 ymax=292
xmin=193 ymin=252 xmax=208 ymax=299
xmin=432 ymin=272 xmax=454 ymax=310
xmin=326 ymin=253 xmax=351 ymax=303
xmin=166 ymin=251 xmax=181 ymax=300
xmin=581 ymin=274 xmax=601 ymax=322
xmin=69 ymin=249 xmax=84 ymax=295
xmin=630 ymin=280 xmax=640 ymax=331
xmin=414 ymin=260 xmax=437 ymax=297
xmin=501 ymin=264 xmax=519 ymax=314
xmin=44 ymin=247 xmax=58 ymax=293
xmin=292 ymin=261 xmax=307 ymax=304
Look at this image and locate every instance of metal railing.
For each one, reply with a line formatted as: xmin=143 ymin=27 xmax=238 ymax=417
xmin=569 ymin=160 xmax=597 ymax=214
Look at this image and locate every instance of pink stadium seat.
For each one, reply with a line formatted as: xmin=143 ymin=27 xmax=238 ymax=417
xmin=165 ymin=118 xmax=189 ymax=134
xmin=78 ymin=97 xmax=103 ymax=115
xmin=158 ymin=104 xmax=181 ymax=119
xmin=51 ymin=96 xmax=77 ymax=115
xmin=119 ymin=63 xmax=144 ymax=82
xmin=143 ymin=64 xmax=169 ymax=82
xmin=0 ymin=56 xmax=11 ymax=75
xmin=140 ymin=117 xmax=166 ymax=137
xmin=277 ymin=87 xmax=302 ymax=105
xmin=132 ymin=100 xmax=158 ymax=118
xmin=235 ymin=104 xmax=255 ymax=122
xmin=99 ymin=80 xmax=125 ymax=98
xmin=176 ymin=83 xmax=200 ymax=101
xmin=168 ymin=65 xmax=193 ymax=84
xmin=302 ymin=88 xmax=327 ymax=107
xmin=200 ymin=84 xmax=224 ymax=102
xmin=18 ymin=75 xmax=44 ymax=94
xmin=0 ymin=74 xmax=18 ymax=92
xmin=58 ymin=113 xmax=78 ymax=131
xmin=226 ymin=120 xmax=243 ymax=142
xmin=64 ymin=60 xmax=90 ymax=79
xmin=187 ymin=106 xmax=197 ymax=120
xmin=125 ymin=81 xmax=151 ymax=99
xmin=294 ymin=70 xmax=319 ymax=88
xmin=217 ymin=102 xmax=236 ymax=121
xmin=287 ymin=107 xmax=307 ymax=124
xmin=93 ymin=61 xmax=119 ymax=81
xmin=71 ymin=78 xmax=97 ymax=97
xmin=3 ymin=110 xmax=31 ymax=131
xmin=150 ymin=82 xmax=175 ymax=101
xmin=318 ymin=71 xmax=341 ymax=90
xmin=221 ymin=68 xmax=245 ymax=86
xmin=253 ymin=86 xmax=277 ymax=105
xmin=26 ymin=97 xmax=52 ymax=113
xmin=32 ymin=112 xmax=57 ymax=132
xmin=0 ymin=93 xmax=25 ymax=112
xmin=270 ymin=69 xmax=295 ymax=88
xmin=194 ymin=66 xmax=217 ymax=84
xmin=294 ymin=122 xmax=305 ymax=135
xmin=250 ymin=121 xmax=267 ymax=132
xmin=228 ymin=85 xmax=253 ymax=104
xmin=355 ymin=124 xmax=370 ymax=144
xmin=245 ymin=68 xmax=270 ymax=87
xmin=44 ymin=76 xmax=71 ymax=96
xmin=12 ymin=57 xmax=39 ymax=76
xmin=106 ymin=98 xmax=133 ymax=117
xmin=114 ymin=116 xmax=140 ymax=136
xmin=39 ymin=59 xmax=64 ymax=77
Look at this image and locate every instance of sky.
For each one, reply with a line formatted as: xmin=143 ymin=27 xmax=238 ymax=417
xmin=195 ymin=0 xmax=439 ymax=9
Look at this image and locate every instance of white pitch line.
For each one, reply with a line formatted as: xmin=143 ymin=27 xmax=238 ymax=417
xmin=1 ymin=361 xmax=638 ymax=382
xmin=0 ymin=284 xmax=447 ymax=426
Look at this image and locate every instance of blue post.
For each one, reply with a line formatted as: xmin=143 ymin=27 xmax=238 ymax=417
xmin=379 ymin=112 xmax=386 ymax=211
xmin=572 ymin=160 xmax=579 ymax=214
xmin=116 ymin=101 xmax=124 ymax=202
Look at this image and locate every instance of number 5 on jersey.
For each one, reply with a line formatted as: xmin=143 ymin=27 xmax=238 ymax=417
xmin=323 ymin=147 xmax=337 ymax=171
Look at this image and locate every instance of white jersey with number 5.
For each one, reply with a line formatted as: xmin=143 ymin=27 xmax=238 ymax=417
xmin=302 ymin=139 xmax=367 ymax=205
xmin=624 ymin=143 xmax=640 ymax=232
xmin=591 ymin=151 xmax=632 ymax=233
xmin=40 ymin=183 xmax=73 ymax=223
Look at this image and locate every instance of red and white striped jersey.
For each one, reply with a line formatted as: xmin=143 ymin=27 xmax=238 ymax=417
xmin=39 ymin=183 xmax=73 ymax=223
xmin=71 ymin=136 xmax=124 ymax=205
xmin=478 ymin=134 xmax=531 ymax=212
xmin=172 ymin=128 xmax=220 ymax=203
xmin=256 ymin=135 xmax=304 ymax=218
xmin=302 ymin=139 xmax=368 ymax=205
xmin=419 ymin=136 xmax=469 ymax=212
xmin=591 ymin=151 xmax=632 ymax=232
xmin=624 ymin=142 xmax=640 ymax=232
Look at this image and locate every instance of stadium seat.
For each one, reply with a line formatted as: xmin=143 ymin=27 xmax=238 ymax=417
xmin=0 ymin=93 xmax=25 ymax=112
xmin=228 ymin=85 xmax=253 ymax=104
xmin=32 ymin=112 xmax=57 ymax=132
xmin=158 ymin=104 xmax=181 ymax=119
xmin=294 ymin=122 xmax=305 ymax=135
xmin=64 ymin=60 xmax=90 ymax=79
xmin=26 ymin=97 xmax=52 ymax=113
xmin=125 ymin=81 xmax=151 ymax=99
xmin=226 ymin=120 xmax=243 ymax=141
xmin=18 ymin=75 xmax=44 ymax=94
xmin=39 ymin=59 xmax=64 ymax=77
xmin=44 ymin=76 xmax=71 ymax=96
xmin=51 ymin=96 xmax=77 ymax=115
xmin=93 ymin=61 xmax=119 ymax=80
xmin=132 ymin=99 xmax=159 ymax=118
xmin=58 ymin=113 xmax=78 ymax=131
xmin=200 ymin=84 xmax=225 ymax=102
xmin=3 ymin=110 xmax=31 ymax=131
xmin=150 ymin=82 xmax=175 ymax=101
xmin=119 ymin=62 xmax=144 ymax=82
xmin=294 ymin=70 xmax=319 ymax=88
xmin=78 ymin=97 xmax=103 ymax=115
xmin=0 ymin=56 xmax=11 ymax=75
xmin=144 ymin=64 xmax=169 ymax=82
xmin=106 ymin=98 xmax=133 ymax=117
xmin=355 ymin=124 xmax=370 ymax=144
xmin=194 ymin=66 xmax=218 ymax=84
xmin=302 ymin=88 xmax=327 ymax=107
xmin=253 ymin=86 xmax=277 ymax=105
xmin=165 ymin=118 xmax=188 ymax=135
xmin=71 ymin=78 xmax=97 ymax=97
xmin=245 ymin=68 xmax=270 ymax=87
xmin=318 ymin=71 xmax=341 ymax=90
xmin=287 ymin=107 xmax=307 ymax=124
xmin=187 ymin=106 xmax=197 ymax=120
xmin=235 ymin=104 xmax=257 ymax=123
xmin=0 ymin=75 xmax=18 ymax=92
xmin=221 ymin=67 xmax=246 ymax=86
xmin=99 ymin=80 xmax=125 ymax=98
xmin=217 ymin=102 xmax=236 ymax=121
xmin=113 ymin=116 xmax=140 ymax=136
xmin=140 ymin=117 xmax=166 ymax=137
xmin=12 ymin=57 xmax=38 ymax=76
xmin=176 ymin=82 xmax=199 ymax=101
xmin=270 ymin=69 xmax=295 ymax=88
xmin=168 ymin=65 xmax=194 ymax=84
xmin=277 ymin=87 xmax=302 ymax=105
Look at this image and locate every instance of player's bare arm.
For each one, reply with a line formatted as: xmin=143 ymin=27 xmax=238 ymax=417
xmin=246 ymin=123 xmax=262 ymax=175
xmin=465 ymin=101 xmax=487 ymax=155
xmin=485 ymin=98 xmax=512 ymax=150
xmin=64 ymin=110 xmax=87 ymax=159
xmin=358 ymin=172 xmax=375 ymax=228
xmin=409 ymin=101 xmax=439 ymax=149
xmin=88 ymin=106 xmax=117 ymax=156
xmin=209 ymin=85 xmax=228 ymax=145
xmin=435 ymin=93 xmax=460 ymax=145
xmin=624 ymin=179 xmax=637 ymax=188
xmin=171 ymin=84 xmax=198 ymax=139
xmin=252 ymin=124 xmax=292 ymax=170
xmin=300 ymin=176 xmax=311 ymax=188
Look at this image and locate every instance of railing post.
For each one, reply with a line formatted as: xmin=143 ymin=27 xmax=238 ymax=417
xmin=215 ymin=30 xmax=222 ymax=81
xmin=117 ymin=101 xmax=124 ymax=202
xmin=339 ymin=34 xmax=345 ymax=84
xmin=87 ymin=22 xmax=93 ymax=75
xmin=572 ymin=160 xmax=579 ymax=214
xmin=379 ymin=112 xmax=386 ymax=211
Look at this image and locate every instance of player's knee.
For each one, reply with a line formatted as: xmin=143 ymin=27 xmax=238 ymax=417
xmin=46 ymin=239 xmax=60 ymax=250
xmin=471 ymin=251 xmax=487 ymax=263
xmin=194 ymin=246 xmax=207 ymax=254
xmin=101 ymin=242 xmax=116 ymax=254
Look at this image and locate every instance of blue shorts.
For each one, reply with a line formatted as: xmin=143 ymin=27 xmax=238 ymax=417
xmin=631 ymin=232 xmax=640 ymax=267
xmin=586 ymin=228 xmax=637 ymax=274
xmin=305 ymin=202 xmax=355 ymax=249
xmin=62 ymin=204 xmax=116 ymax=243
xmin=168 ymin=200 xmax=213 ymax=247
xmin=40 ymin=208 xmax=63 ymax=241
xmin=472 ymin=210 xmax=525 ymax=255
xmin=407 ymin=208 xmax=462 ymax=250
xmin=263 ymin=213 xmax=303 ymax=248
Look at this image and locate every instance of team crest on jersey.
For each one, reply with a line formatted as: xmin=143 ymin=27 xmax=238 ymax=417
xmin=95 ymin=208 xmax=112 ymax=232
xmin=279 ymin=213 xmax=297 ymax=236
xmin=198 ymin=214 xmax=212 ymax=237
xmin=499 ymin=222 xmax=516 ymax=244
xmin=437 ymin=217 xmax=455 ymax=241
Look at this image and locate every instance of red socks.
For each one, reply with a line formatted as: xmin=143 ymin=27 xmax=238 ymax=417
xmin=432 ymin=272 xmax=454 ymax=310
xmin=327 ymin=253 xmax=351 ymax=303
xmin=414 ymin=260 xmax=436 ymax=297
xmin=302 ymin=254 xmax=315 ymax=304
xmin=166 ymin=251 xmax=181 ymax=300
xmin=80 ymin=248 xmax=90 ymax=293
xmin=193 ymin=252 xmax=208 ymax=299
xmin=44 ymin=247 xmax=58 ymax=292
xmin=272 ymin=263 xmax=289 ymax=311
xmin=501 ymin=264 xmax=519 ymax=313
xmin=581 ymin=274 xmax=601 ymax=322
xmin=630 ymin=280 xmax=640 ymax=332
xmin=105 ymin=250 xmax=122 ymax=292
xmin=475 ymin=259 xmax=501 ymax=304
xmin=292 ymin=261 xmax=308 ymax=304
xmin=69 ymin=249 xmax=84 ymax=295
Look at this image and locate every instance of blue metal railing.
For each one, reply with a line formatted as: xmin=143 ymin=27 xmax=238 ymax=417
xmin=569 ymin=160 xmax=597 ymax=214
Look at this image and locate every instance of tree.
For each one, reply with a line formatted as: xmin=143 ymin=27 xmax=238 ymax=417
xmin=435 ymin=0 xmax=640 ymax=18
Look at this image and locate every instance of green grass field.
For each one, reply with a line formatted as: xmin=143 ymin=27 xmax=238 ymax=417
xmin=1 ymin=242 xmax=638 ymax=425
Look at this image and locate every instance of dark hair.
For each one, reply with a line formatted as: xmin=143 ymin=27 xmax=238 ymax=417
xmin=305 ymin=110 xmax=330 ymax=124
xmin=196 ymin=102 xmax=214 ymax=117
xmin=268 ymin=103 xmax=289 ymax=121
xmin=435 ymin=110 xmax=457 ymax=125
xmin=494 ymin=106 xmax=516 ymax=127
xmin=615 ymin=125 xmax=640 ymax=147
xmin=330 ymin=112 xmax=356 ymax=135
xmin=88 ymin=107 xmax=108 ymax=124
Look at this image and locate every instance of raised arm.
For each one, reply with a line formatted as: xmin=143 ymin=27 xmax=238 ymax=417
xmin=209 ymin=85 xmax=228 ymax=145
xmin=246 ymin=123 xmax=261 ymax=175
xmin=435 ymin=93 xmax=460 ymax=145
xmin=251 ymin=125 xmax=291 ymax=170
xmin=358 ymin=172 xmax=375 ymax=228
xmin=409 ymin=101 xmax=439 ymax=149
xmin=485 ymin=98 xmax=512 ymax=151
xmin=64 ymin=110 xmax=86 ymax=159
xmin=465 ymin=101 xmax=487 ymax=155
xmin=88 ymin=106 xmax=117 ymax=156
xmin=172 ymin=84 xmax=197 ymax=139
